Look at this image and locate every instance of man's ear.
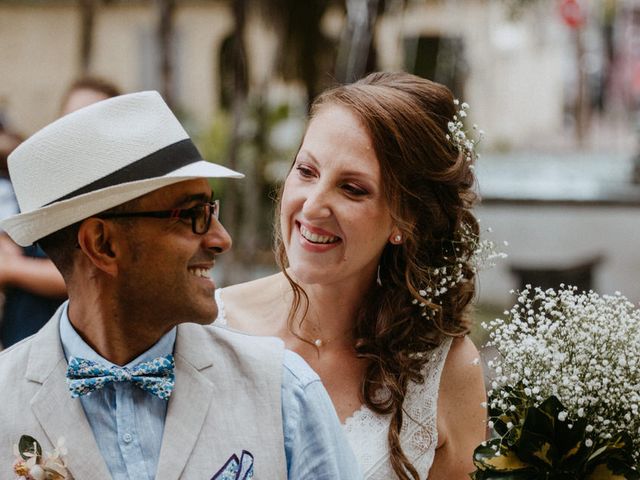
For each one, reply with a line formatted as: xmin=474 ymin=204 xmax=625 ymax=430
xmin=77 ymin=218 xmax=122 ymax=276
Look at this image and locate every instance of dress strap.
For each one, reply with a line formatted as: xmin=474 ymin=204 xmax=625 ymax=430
xmin=431 ymin=337 xmax=453 ymax=385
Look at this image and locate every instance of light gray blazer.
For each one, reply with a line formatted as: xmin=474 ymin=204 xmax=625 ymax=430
xmin=0 ymin=308 xmax=287 ymax=479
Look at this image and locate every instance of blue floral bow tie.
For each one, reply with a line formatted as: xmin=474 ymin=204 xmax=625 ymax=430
xmin=66 ymin=354 xmax=175 ymax=400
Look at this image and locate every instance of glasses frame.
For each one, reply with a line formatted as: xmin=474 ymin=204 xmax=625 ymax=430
xmin=96 ymin=200 xmax=220 ymax=235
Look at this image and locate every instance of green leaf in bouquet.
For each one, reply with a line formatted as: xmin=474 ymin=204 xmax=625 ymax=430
xmin=494 ymin=417 xmax=524 ymax=447
xmin=515 ymin=399 xmax=562 ymax=467
xmin=516 ymin=428 xmax=554 ymax=468
xmin=586 ymin=434 xmax=630 ymax=466
xmin=585 ymin=457 xmax=640 ymax=480
xmin=471 ymin=471 xmax=540 ymax=480
xmin=584 ymin=433 xmax=639 ymax=478
xmin=517 ymin=395 xmax=591 ymax=469
xmin=488 ymin=384 xmax=529 ymax=418
xmin=556 ymin=419 xmax=589 ymax=465
xmin=475 ymin=392 xmax=640 ymax=479
xmin=473 ymin=440 xmax=532 ymax=473
xmin=18 ymin=434 xmax=42 ymax=461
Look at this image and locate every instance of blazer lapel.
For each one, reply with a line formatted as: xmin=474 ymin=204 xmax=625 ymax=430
xmin=155 ymin=324 xmax=214 ymax=480
xmin=27 ymin=311 xmax=112 ymax=480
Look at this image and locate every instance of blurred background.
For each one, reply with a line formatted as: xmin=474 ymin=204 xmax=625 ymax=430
xmin=2 ymin=0 xmax=640 ymax=326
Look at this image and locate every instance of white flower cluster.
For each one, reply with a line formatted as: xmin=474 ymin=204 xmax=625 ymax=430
xmin=484 ymin=286 xmax=640 ymax=462
xmin=466 ymin=225 xmax=509 ymax=273
xmin=414 ymin=224 xmax=507 ymax=313
xmin=447 ymin=99 xmax=484 ymax=164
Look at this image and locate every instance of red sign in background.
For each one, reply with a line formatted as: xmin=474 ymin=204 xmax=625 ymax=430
xmin=559 ymin=0 xmax=586 ymax=29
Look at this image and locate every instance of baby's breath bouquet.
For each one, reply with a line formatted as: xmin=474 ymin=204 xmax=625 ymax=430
xmin=473 ymin=286 xmax=640 ymax=479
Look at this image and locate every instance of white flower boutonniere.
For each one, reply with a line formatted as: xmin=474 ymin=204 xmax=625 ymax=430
xmin=13 ymin=435 xmax=69 ymax=480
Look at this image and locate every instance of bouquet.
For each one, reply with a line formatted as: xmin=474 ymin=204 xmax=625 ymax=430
xmin=472 ymin=286 xmax=640 ymax=479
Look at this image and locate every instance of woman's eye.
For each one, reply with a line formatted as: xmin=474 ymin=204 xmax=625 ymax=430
xmin=296 ymin=165 xmax=315 ymax=178
xmin=342 ymin=184 xmax=368 ymax=196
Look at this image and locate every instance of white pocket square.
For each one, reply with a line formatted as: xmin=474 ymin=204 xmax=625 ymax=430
xmin=210 ymin=450 xmax=254 ymax=480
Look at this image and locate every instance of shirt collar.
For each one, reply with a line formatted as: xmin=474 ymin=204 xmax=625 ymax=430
xmin=59 ymin=300 xmax=177 ymax=368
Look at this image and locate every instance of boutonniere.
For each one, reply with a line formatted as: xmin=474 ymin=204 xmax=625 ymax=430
xmin=13 ymin=435 xmax=69 ymax=480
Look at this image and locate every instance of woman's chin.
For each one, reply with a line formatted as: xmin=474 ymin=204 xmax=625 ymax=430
xmin=287 ymin=265 xmax=333 ymax=286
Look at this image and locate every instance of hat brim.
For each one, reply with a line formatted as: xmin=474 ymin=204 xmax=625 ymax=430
xmin=0 ymin=160 xmax=243 ymax=247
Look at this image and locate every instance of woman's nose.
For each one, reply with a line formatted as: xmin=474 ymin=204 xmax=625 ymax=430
xmin=301 ymin=184 xmax=332 ymax=219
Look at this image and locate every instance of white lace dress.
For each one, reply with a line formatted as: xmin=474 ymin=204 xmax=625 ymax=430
xmin=214 ymin=289 xmax=452 ymax=479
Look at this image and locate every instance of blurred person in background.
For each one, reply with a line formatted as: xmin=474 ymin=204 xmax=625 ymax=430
xmin=0 ymin=128 xmax=66 ymax=348
xmin=0 ymin=127 xmax=19 ymax=220
xmin=217 ymin=72 xmax=486 ymax=480
xmin=60 ymin=75 xmax=121 ymax=116
xmin=0 ymin=76 xmax=121 ymax=348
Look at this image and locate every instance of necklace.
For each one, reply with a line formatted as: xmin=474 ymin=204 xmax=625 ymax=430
xmin=307 ymin=330 xmax=352 ymax=349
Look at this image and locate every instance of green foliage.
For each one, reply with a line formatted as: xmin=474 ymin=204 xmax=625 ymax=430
xmin=18 ymin=435 xmax=42 ymax=461
xmin=472 ymin=394 xmax=639 ymax=479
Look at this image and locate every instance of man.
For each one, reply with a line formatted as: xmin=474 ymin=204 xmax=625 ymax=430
xmin=0 ymin=91 xmax=360 ymax=479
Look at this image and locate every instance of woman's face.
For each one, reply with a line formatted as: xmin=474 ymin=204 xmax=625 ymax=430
xmin=280 ymin=105 xmax=397 ymax=288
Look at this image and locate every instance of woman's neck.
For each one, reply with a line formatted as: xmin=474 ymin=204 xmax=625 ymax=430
xmin=287 ymin=272 xmax=373 ymax=349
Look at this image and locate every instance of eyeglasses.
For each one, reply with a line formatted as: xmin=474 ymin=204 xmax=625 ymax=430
xmin=97 ymin=200 xmax=220 ymax=235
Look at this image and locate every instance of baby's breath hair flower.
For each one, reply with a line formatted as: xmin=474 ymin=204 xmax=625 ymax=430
xmin=446 ymin=100 xmax=484 ymax=163
xmin=411 ymin=223 xmax=507 ymax=313
xmin=408 ymin=101 xmax=495 ymax=313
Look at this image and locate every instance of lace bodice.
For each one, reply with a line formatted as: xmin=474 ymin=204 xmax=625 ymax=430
xmin=214 ymin=289 xmax=452 ymax=479
xmin=343 ymin=339 xmax=451 ymax=479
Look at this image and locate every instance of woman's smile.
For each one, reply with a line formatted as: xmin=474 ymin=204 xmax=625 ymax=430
xmin=298 ymin=222 xmax=340 ymax=244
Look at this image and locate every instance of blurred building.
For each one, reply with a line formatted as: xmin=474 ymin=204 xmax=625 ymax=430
xmin=1 ymin=0 xmax=568 ymax=148
xmin=2 ymin=0 xmax=640 ymax=304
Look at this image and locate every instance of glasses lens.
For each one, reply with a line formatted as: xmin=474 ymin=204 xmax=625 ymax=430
xmin=190 ymin=205 xmax=205 ymax=234
xmin=192 ymin=202 xmax=218 ymax=234
xmin=212 ymin=200 xmax=220 ymax=220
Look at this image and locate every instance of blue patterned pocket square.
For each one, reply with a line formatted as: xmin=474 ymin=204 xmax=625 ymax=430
xmin=210 ymin=450 xmax=254 ymax=480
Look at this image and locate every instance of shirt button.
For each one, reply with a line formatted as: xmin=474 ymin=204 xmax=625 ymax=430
xmin=123 ymin=433 xmax=133 ymax=443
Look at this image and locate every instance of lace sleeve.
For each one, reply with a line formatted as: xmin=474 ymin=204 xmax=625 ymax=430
xmin=214 ymin=288 xmax=228 ymax=326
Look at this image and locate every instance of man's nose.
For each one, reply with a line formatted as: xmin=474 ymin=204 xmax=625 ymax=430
xmin=202 ymin=218 xmax=232 ymax=254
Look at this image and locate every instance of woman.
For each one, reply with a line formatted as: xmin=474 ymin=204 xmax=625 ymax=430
xmin=216 ymin=72 xmax=486 ymax=479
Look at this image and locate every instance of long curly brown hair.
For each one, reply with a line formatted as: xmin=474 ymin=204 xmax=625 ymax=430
xmin=274 ymin=71 xmax=479 ymax=479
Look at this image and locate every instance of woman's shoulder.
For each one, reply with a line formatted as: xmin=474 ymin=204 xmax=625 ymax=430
xmin=218 ymin=273 xmax=289 ymax=333
xmin=429 ymin=336 xmax=486 ymax=476
xmin=221 ymin=273 xmax=280 ymax=300
xmin=439 ymin=336 xmax=485 ymax=406
xmin=446 ymin=336 xmax=482 ymax=370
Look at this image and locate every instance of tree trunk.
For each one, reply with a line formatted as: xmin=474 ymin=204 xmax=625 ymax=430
xmin=335 ymin=0 xmax=380 ymax=84
xmin=222 ymin=0 xmax=249 ymax=284
xmin=157 ymin=0 xmax=176 ymax=108
xmin=78 ymin=0 xmax=97 ymax=74
xmin=574 ymin=27 xmax=590 ymax=147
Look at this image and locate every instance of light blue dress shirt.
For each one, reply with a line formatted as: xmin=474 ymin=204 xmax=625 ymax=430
xmin=59 ymin=302 xmax=361 ymax=480
xmin=60 ymin=305 xmax=172 ymax=479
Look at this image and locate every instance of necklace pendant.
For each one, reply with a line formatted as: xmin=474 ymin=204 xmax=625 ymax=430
xmin=314 ymin=339 xmax=323 ymax=347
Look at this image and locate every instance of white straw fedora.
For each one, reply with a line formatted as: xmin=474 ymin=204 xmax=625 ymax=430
xmin=0 ymin=90 xmax=242 ymax=246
